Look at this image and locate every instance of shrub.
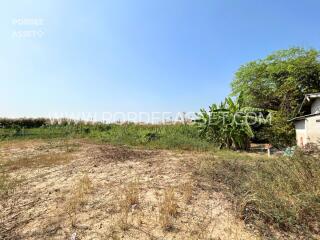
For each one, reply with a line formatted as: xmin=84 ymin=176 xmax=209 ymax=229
xmin=12 ymin=125 xmax=22 ymax=136
xmin=199 ymin=150 xmax=320 ymax=235
xmin=159 ymin=187 xmax=179 ymax=231
xmin=144 ymin=132 xmax=160 ymax=142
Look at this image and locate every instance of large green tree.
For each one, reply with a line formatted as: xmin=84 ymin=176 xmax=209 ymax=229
xmin=231 ymin=47 xmax=320 ymax=147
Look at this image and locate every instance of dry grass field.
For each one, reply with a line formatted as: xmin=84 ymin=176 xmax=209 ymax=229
xmin=0 ymin=139 xmax=258 ymax=240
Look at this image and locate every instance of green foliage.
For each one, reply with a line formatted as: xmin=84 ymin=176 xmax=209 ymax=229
xmin=144 ymin=132 xmax=160 ymax=142
xmin=269 ymin=112 xmax=296 ymax=147
xmin=12 ymin=124 xmax=23 ymax=136
xmin=94 ymin=123 xmax=212 ymax=151
xmin=231 ymin=47 xmax=320 ymax=146
xmin=199 ymin=149 xmax=320 ymax=236
xmin=195 ymin=94 xmax=267 ymax=150
xmin=0 ymin=121 xmax=213 ymax=151
xmin=232 ymin=47 xmax=320 ymax=113
xmin=0 ymin=118 xmax=49 ymax=128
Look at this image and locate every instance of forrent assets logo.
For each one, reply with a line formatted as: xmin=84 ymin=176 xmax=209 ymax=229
xmin=12 ymin=18 xmax=45 ymax=38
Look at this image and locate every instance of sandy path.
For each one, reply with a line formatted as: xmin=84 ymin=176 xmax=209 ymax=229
xmin=0 ymin=140 xmax=258 ymax=240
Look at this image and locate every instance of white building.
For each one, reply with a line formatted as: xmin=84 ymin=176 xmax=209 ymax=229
xmin=291 ymin=93 xmax=320 ymax=147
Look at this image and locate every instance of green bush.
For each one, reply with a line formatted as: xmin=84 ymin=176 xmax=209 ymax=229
xmin=144 ymin=132 xmax=160 ymax=142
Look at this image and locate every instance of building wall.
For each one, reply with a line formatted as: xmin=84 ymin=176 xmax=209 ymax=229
xmin=311 ymin=98 xmax=320 ymax=114
xmin=305 ymin=115 xmax=320 ymax=145
xmin=295 ymin=120 xmax=307 ymax=147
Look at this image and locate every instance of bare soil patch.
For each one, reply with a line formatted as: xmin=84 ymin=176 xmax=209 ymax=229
xmin=93 ymin=145 xmax=157 ymax=163
xmin=0 ymin=139 xmax=258 ymax=240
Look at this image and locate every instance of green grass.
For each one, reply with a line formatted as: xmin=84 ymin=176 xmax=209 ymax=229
xmin=0 ymin=123 xmax=214 ymax=151
xmin=89 ymin=123 xmax=214 ymax=151
xmin=197 ymin=149 xmax=320 ymax=237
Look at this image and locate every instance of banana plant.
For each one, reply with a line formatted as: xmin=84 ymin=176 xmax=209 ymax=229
xmin=195 ymin=93 xmax=268 ymax=150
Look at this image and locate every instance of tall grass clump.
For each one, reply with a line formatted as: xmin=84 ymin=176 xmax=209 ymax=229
xmin=159 ymin=187 xmax=179 ymax=231
xmin=199 ymin=149 xmax=320 ymax=236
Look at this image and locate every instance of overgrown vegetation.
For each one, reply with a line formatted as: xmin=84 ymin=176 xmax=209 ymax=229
xmin=197 ymin=149 xmax=320 ymax=237
xmin=194 ymin=48 xmax=320 ymax=149
xmin=0 ymin=120 xmax=213 ymax=151
xmin=195 ymin=93 xmax=268 ymax=150
xmin=231 ymin=47 xmax=320 ymax=147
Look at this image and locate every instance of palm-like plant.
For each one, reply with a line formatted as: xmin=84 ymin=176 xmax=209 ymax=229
xmin=195 ymin=93 xmax=268 ymax=150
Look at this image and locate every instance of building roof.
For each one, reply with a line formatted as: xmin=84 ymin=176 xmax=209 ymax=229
xmin=289 ymin=93 xmax=320 ymax=122
xmin=305 ymin=93 xmax=320 ymax=98
xmin=297 ymin=92 xmax=320 ymax=114
xmin=289 ymin=112 xmax=320 ymax=121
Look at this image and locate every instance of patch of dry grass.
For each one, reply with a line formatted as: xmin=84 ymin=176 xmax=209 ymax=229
xmin=64 ymin=175 xmax=93 ymax=226
xmin=122 ymin=180 xmax=140 ymax=209
xmin=181 ymin=182 xmax=193 ymax=204
xmin=3 ymin=153 xmax=73 ymax=170
xmin=118 ymin=207 xmax=130 ymax=231
xmin=35 ymin=140 xmax=80 ymax=153
xmin=104 ymin=224 xmax=121 ymax=240
xmin=197 ymin=156 xmax=216 ymax=177
xmin=198 ymin=149 xmax=320 ymax=236
xmin=159 ymin=187 xmax=179 ymax=231
xmin=118 ymin=180 xmax=140 ymax=231
xmin=0 ymin=173 xmax=15 ymax=200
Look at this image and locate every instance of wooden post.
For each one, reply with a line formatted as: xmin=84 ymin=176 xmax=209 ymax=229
xmin=267 ymin=148 xmax=271 ymax=158
xmin=267 ymin=144 xmax=272 ymax=158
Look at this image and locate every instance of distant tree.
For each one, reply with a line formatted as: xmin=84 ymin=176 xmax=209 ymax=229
xmin=231 ymin=47 xmax=320 ymax=147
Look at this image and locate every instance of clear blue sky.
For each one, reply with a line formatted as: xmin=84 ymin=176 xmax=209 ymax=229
xmin=1 ymin=0 xmax=320 ymax=121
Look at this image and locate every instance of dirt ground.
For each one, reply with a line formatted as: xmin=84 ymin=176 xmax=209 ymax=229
xmin=0 ymin=139 xmax=259 ymax=240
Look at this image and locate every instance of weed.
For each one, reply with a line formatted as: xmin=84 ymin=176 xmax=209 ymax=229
xmin=64 ymin=175 xmax=93 ymax=226
xmin=181 ymin=182 xmax=193 ymax=204
xmin=4 ymin=153 xmax=72 ymax=170
xmin=123 ymin=181 xmax=140 ymax=208
xmin=118 ymin=208 xmax=130 ymax=231
xmin=104 ymin=224 xmax=120 ymax=240
xmin=197 ymin=156 xmax=216 ymax=178
xmin=144 ymin=132 xmax=160 ymax=142
xmin=159 ymin=187 xmax=179 ymax=231
xmin=0 ymin=173 xmax=14 ymax=199
xmin=199 ymin=149 xmax=320 ymax=235
xmin=77 ymin=175 xmax=93 ymax=194
xmin=117 ymin=180 xmax=140 ymax=231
